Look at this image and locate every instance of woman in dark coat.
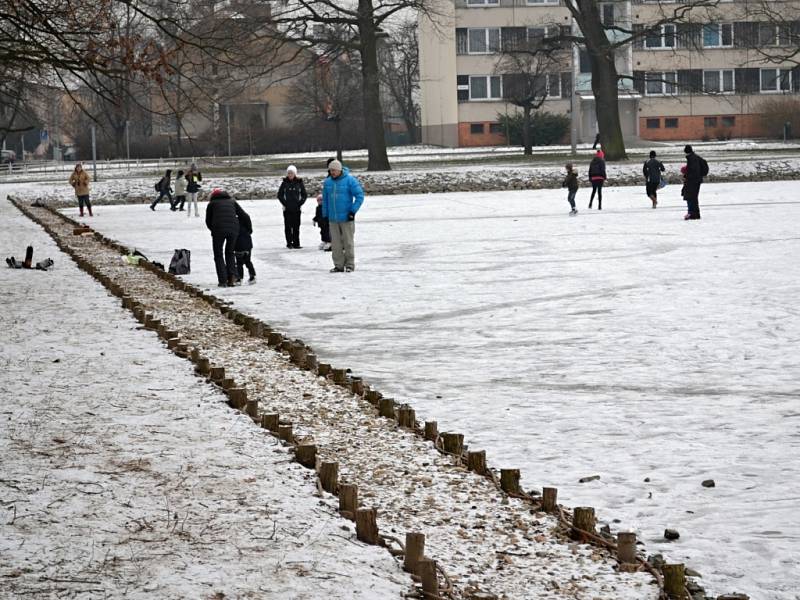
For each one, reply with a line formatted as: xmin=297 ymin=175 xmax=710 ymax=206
xmin=277 ymin=165 xmax=307 ymax=249
xmin=205 ymin=189 xmax=248 ymax=286
xmin=587 ymin=150 xmax=607 ymax=210
xmin=150 ymin=169 xmax=173 ymax=210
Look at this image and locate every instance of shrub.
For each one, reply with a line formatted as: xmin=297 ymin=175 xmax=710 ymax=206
xmin=496 ymin=111 xmax=570 ymax=147
xmin=759 ymin=97 xmax=800 ymax=139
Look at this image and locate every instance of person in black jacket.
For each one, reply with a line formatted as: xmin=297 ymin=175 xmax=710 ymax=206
xmin=234 ymin=208 xmax=256 ymax=282
xmin=683 ymin=145 xmax=705 ymax=220
xmin=150 ymin=169 xmax=173 ymax=211
xmin=588 ymin=150 xmax=607 ymax=210
xmin=205 ymin=189 xmax=247 ymax=286
xmin=561 ymin=163 xmax=579 ymax=216
xmin=643 ymin=150 xmax=665 ymax=209
xmin=277 ymin=165 xmax=307 ymax=248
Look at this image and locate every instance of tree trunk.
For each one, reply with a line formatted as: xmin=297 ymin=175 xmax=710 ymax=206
xmin=335 ymin=119 xmax=343 ymax=161
xmin=522 ymin=105 xmax=532 ymax=155
xmin=358 ymin=1 xmax=391 ymax=171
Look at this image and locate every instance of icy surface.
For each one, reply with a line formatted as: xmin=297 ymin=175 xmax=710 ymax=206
xmin=73 ymin=179 xmax=800 ymax=600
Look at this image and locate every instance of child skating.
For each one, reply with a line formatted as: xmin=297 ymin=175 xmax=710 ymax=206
xmin=562 ymin=163 xmax=579 ymax=216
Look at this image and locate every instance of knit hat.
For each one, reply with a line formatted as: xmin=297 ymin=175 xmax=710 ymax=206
xmin=649 ymin=150 xmax=656 ymax=158
xmin=684 ymin=145 xmax=693 ymax=154
xmin=596 ymin=150 xmax=605 ymax=159
xmin=209 ymin=188 xmax=230 ymax=200
xmin=287 ymin=165 xmax=297 ymax=175
xmin=680 ymin=165 xmax=687 ymax=174
xmin=329 ymin=159 xmax=342 ymax=171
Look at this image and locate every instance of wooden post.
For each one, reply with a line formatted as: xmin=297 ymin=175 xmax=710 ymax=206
xmin=248 ymin=320 xmax=264 ymax=337
xmin=262 ymin=413 xmax=279 ymax=432
xmin=332 ymin=368 xmax=347 ymax=385
xmin=355 ymin=508 xmax=379 ymax=545
xmin=319 ymin=462 xmax=338 ymax=494
xmin=305 ymin=353 xmax=318 ymax=372
xmin=500 ymin=469 xmax=521 ymax=495
xmin=267 ymin=331 xmax=283 ymax=347
xmin=245 ymin=399 xmax=258 ymax=420
xmin=397 ymin=405 xmax=416 ymax=428
xmin=542 ymin=487 xmax=558 ymax=513
xmin=209 ymin=366 xmax=225 ymax=382
xmin=295 ymin=444 xmax=317 ymax=469
xmin=318 ymin=363 xmax=331 ymax=377
xmin=175 ymin=343 xmax=188 ymax=357
xmin=404 ymin=532 xmax=425 ymax=574
xmin=424 ymin=421 xmax=438 ymax=442
xmin=167 ymin=337 xmax=180 ymax=349
xmin=467 ymin=450 xmax=486 ymax=475
xmin=351 ymin=377 xmax=364 ymax=396
xmin=572 ymin=507 xmax=596 ymax=542
xmin=365 ymin=389 xmax=382 ymax=405
xmin=617 ymin=532 xmax=637 ymax=564
xmin=228 ymin=388 xmax=247 ymax=410
xmin=221 ymin=377 xmax=235 ymax=390
xmin=663 ymin=564 xmax=686 ymax=599
xmin=279 ymin=339 xmax=292 ymax=353
xmin=378 ymin=397 xmax=396 ymax=419
xmin=278 ymin=423 xmax=293 ymax=443
xmin=418 ymin=559 xmax=439 ymax=599
xmin=195 ymin=357 xmax=210 ymax=375
xmin=338 ymin=483 xmax=358 ymax=520
xmin=290 ymin=343 xmax=307 ymax=366
xmin=190 ymin=347 xmax=200 ymax=362
xmin=441 ymin=433 xmax=464 ymax=456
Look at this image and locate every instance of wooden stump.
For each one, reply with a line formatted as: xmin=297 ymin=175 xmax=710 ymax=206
xmin=418 ymin=559 xmax=439 ymax=598
xmin=355 ymin=508 xmax=379 ymax=545
xmin=365 ymin=389 xmax=382 ymax=405
xmin=122 ymin=296 xmax=132 ymax=309
xmin=175 ymin=343 xmax=188 ymax=357
xmin=542 ymin=487 xmax=558 ymax=513
xmin=441 ymin=433 xmax=464 ymax=457
xmin=245 ymin=399 xmax=259 ymax=420
xmin=351 ymin=377 xmax=364 ymax=396
xmin=663 ymin=564 xmax=686 ymax=599
xmin=500 ymin=469 xmax=521 ymax=495
xmin=267 ymin=331 xmax=283 ymax=347
xmin=248 ymin=320 xmax=264 ymax=337
xmin=424 ymin=421 xmax=438 ymax=442
xmin=572 ymin=507 xmax=596 ymax=542
xmin=279 ymin=339 xmax=293 ymax=353
xmin=278 ymin=423 xmax=293 ymax=443
xmin=167 ymin=337 xmax=180 ymax=349
xmin=318 ymin=363 xmax=331 ymax=377
xmin=195 ymin=357 xmax=210 ymax=375
xmin=467 ymin=450 xmax=486 ymax=475
xmin=304 ymin=353 xmax=317 ymax=371
xmin=617 ymin=532 xmax=637 ymax=564
xmin=189 ymin=347 xmax=200 ymax=362
xmin=228 ymin=388 xmax=247 ymax=410
xmin=397 ymin=405 xmax=416 ymax=428
xmin=262 ymin=413 xmax=279 ymax=432
xmin=404 ymin=532 xmax=425 ymax=574
xmin=319 ymin=462 xmax=338 ymax=494
xmin=290 ymin=343 xmax=307 ymax=367
xmin=221 ymin=377 xmax=235 ymax=390
xmin=332 ymin=368 xmax=347 ymax=385
xmin=338 ymin=483 xmax=358 ymax=520
xmin=378 ymin=397 xmax=396 ymax=419
xmin=295 ymin=444 xmax=317 ymax=469
xmin=209 ymin=366 xmax=225 ymax=382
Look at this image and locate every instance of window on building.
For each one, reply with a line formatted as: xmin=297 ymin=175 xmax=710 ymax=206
xmin=703 ymin=69 xmax=734 ymax=93
xmin=758 ymin=23 xmax=778 ymax=46
xmin=760 ymin=68 xmax=793 ymax=92
xmin=579 ymin=48 xmax=591 ymax=73
xmin=722 ymin=116 xmax=736 ymax=127
xmin=489 ymin=123 xmax=504 ymax=134
xmin=645 ymin=24 xmax=677 ymax=48
xmin=469 ymin=75 xmax=503 ymax=100
xmin=646 ymin=118 xmax=661 ymax=129
xmin=470 ymin=123 xmax=485 ymax=134
xmin=547 ymin=73 xmax=561 ymax=97
xmin=704 ymin=117 xmax=718 ymax=127
xmin=467 ymin=0 xmax=500 ymax=5
xmin=702 ymin=23 xmax=733 ymax=48
xmin=665 ymin=118 xmax=679 ymax=128
xmin=601 ymin=3 xmax=615 ymax=27
xmin=468 ymin=28 xmax=501 ymax=54
xmin=526 ymin=0 xmax=559 ymax=5
xmin=527 ymin=25 xmax=560 ymax=44
xmin=645 ymin=71 xmax=677 ymax=95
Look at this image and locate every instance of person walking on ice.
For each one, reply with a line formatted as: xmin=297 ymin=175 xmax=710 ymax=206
xmin=562 ymin=163 xmax=579 ymax=216
xmin=277 ymin=165 xmax=307 ymax=249
xmin=643 ymin=150 xmax=665 ymax=209
xmin=587 ymin=150 xmax=606 ymax=210
xmin=185 ymin=163 xmax=203 ymax=217
xmin=683 ymin=145 xmax=708 ymax=220
xmin=322 ymin=159 xmax=364 ymax=272
xmin=68 ymin=163 xmax=92 ymax=217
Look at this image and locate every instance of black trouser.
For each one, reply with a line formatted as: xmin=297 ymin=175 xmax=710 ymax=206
xmin=685 ymin=182 xmax=702 ymax=219
xmin=172 ymin=195 xmax=186 ymax=210
xmin=589 ymin=181 xmax=603 ymax=209
xmin=283 ymin=211 xmax=301 ymax=247
xmin=318 ymin=219 xmax=331 ymax=243
xmin=235 ymin=251 xmax=256 ymax=280
xmin=212 ymin=232 xmax=238 ymax=284
xmin=151 ymin=190 xmax=172 ymax=208
xmin=77 ymin=195 xmax=92 ymax=214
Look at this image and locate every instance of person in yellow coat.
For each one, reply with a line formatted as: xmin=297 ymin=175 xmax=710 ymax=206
xmin=68 ymin=163 xmax=92 ymax=217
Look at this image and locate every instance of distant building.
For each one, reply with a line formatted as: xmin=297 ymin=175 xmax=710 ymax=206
xmin=420 ymin=0 xmax=800 ymax=146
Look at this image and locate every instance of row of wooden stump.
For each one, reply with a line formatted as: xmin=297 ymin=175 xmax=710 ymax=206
xmin=16 ymin=198 xmax=703 ymax=600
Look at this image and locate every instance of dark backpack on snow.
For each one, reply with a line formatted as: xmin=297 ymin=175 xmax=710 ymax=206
xmin=169 ymin=248 xmax=191 ymax=275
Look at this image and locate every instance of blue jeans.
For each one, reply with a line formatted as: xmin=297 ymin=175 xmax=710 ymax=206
xmin=567 ymin=190 xmax=576 ymax=209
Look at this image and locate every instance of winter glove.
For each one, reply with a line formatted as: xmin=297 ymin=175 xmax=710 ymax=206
xmin=348 ymin=212 xmax=355 ymax=221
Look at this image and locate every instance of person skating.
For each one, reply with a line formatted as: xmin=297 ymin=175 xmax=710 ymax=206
xmin=321 ymin=159 xmax=364 ymax=272
xmin=172 ymin=169 xmax=187 ymax=211
xmin=592 ymin=132 xmax=601 ymax=150
xmin=68 ymin=163 xmax=92 ymax=217
xmin=588 ymin=150 xmax=606 ymax=210
xmin=150 ymin=169 xmax=173 ymax=211
xmin=313 ymin=195 xmax=332 ymax=250
xmin=683 ymin=145 xmax=708 ymax=220
xmin=562 ymin=163 xmax=579 ymax=216
xmin=185 ymin=163 xmax=202 ymax=217
xmin=205 ymin=189 xmax=247 ymax=287
xmin=234 ymin=205 xmax=256 ymax=283
xmin=643 ymin=150 xmax=665 ymax=209
xmin=277 ymin=165 xmax=307 ymax=249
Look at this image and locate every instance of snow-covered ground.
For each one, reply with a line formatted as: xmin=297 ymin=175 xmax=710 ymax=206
xmin=56 ymin=179 xmax=800 ymax=600
xmin=0 ymin=188 xmax=410 ymax=598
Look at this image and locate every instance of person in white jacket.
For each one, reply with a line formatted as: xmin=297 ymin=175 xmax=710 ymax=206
xmin=171 ymin=169 xmax=187 ymax=211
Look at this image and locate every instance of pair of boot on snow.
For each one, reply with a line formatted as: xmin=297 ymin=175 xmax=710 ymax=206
xmin=5 ymin=245 xmax=54 ymax=271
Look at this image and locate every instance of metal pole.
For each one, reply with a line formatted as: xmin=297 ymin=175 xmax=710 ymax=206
xmin=226 ymin=104 xmax=231 ymax=158
xmin=570 ymin=24 xmax=578 ymax=157
xmin=91 ymin=125 xmax=98 ymax=182
xmin=126 ymin=120 xmax=130 ymax=169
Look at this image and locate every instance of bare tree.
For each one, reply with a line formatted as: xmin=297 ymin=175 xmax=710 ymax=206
xmin=380 ymin=19 xmax=420 ymax=144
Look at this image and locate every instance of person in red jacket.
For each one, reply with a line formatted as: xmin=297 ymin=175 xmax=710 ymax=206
xmin=587 ymin=150 xmax=607 ymax=210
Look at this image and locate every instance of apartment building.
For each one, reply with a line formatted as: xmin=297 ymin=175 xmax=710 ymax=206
xmin=419 ymin=0 xmax=800 ymax=146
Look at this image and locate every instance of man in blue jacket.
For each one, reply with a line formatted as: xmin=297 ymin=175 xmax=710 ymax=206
xmin=321 ymin=160 xmax=364 ymax=272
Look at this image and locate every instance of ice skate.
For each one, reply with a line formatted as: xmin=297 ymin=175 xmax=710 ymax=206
xmin=569 ymin=208 xmax=578 ymax=216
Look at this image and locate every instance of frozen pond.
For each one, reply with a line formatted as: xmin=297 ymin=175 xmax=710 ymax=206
xmin=70 ymin=180 xmax=800 ymax=600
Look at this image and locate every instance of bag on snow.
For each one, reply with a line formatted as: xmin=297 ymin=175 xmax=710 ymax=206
xmin=699 ymin=156 xmax=709 ymax=177
xmin=155 ymin=180 xmax=162 ymax=192
xmin=168 ymin=248 xmax=191 ymax=275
